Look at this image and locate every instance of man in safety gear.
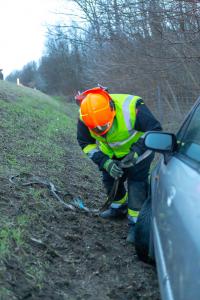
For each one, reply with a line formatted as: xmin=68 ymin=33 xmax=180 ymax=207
xmin=76 ymin=86 xmax=162 ymax=243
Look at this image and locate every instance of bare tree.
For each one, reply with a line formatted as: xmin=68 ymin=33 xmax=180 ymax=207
xmin=33 ymin=0 xmax=200 ymax=124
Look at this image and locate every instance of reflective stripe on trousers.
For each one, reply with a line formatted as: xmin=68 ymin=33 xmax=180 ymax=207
xmin=110 ymin=193 xmax=128 ymax=208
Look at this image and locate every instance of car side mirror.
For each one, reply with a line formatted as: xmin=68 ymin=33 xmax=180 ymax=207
xmin=144 ymin=132 xmax=176 ymax=153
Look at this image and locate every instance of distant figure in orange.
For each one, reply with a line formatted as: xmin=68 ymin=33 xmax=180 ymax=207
xmin=0 ymin=69 xmax=4 ymax=80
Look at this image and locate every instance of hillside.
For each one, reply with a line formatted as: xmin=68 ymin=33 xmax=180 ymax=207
xmin=0 ymin=81 xmax=160 ymax=300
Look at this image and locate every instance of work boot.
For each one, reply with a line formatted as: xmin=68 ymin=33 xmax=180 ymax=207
xmin=99 ymin=204 xmax=127 ymax=219
xmin=126 ymin=223 xmax=136 ymax=244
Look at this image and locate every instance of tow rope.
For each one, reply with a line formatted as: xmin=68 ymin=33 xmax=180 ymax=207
xmin=9 ymin=173 xmax=99 ymax=215
xmin=8 ymin=152 xmax=152 ymax=215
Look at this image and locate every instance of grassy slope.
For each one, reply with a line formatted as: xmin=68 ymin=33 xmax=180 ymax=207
xmin=0 ymin=81 xmax=160 ymax=300
xmin=0 ymin=81 xmax=83 ymax=299
xmin=0 ymin=81 xmax=76 ymax=177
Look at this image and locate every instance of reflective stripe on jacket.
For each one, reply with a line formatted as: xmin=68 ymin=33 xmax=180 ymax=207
xmin=81 ymin=94 xmax=144 ymax=158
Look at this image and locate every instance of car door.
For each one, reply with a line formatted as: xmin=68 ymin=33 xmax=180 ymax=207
xmin=152 ymin=101 xmax=200 ymax=300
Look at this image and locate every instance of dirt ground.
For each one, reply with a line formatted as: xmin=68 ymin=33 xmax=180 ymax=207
xmin=0 ymin=140 xmax=160 ymax=300
xmin=0 ymin=87 xmax=161 ymax=299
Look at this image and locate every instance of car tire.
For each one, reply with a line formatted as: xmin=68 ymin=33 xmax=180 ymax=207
xmin=135 ymin=196 xmax=154 ymax=264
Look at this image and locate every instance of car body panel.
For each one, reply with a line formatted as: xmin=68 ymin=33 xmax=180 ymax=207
xmin=151 ymin=155 xmax=200 ymax=300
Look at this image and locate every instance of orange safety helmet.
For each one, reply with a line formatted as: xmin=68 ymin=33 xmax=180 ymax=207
xmin=80 ymin=92 xmax=116 ymax=136
xmin=75 ymin=85 xmax=109 ymax=106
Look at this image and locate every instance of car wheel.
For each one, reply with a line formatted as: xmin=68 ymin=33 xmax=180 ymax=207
xmin=135 ymin=196 xmax=154 ymax=264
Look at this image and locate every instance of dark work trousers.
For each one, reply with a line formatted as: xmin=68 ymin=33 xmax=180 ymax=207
xmin=102 ymin=152 xmax=154 ymax=211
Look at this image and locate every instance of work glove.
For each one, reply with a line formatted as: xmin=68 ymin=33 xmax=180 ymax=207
xmin=120 ymin=151 xmax=139 ymax=168
xmin=103 ymin=159 xmax=124 ymax=179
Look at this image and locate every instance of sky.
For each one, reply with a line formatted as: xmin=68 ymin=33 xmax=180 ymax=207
xmin=0 ymin=0 xmax=78 ymax=77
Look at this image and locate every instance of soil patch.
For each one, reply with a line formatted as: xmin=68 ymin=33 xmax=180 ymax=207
xmin=0 ymin=140 xmax=160 ymax=300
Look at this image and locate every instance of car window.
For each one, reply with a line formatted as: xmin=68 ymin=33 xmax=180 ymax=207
xmin=178 ymin=104 xmax=200 ymax=163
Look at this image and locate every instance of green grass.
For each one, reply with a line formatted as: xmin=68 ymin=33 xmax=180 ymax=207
xmin=0 ymin=80 xmax=79 ymax=295
xmin=0 ymin=215 xmax=27 ymax=259
xmin=0 ymin=81 xmax=77 ymax=176
xmin=0 ymin=287 xmax=17 ymax=300
xmin=25 ymin=264 xmax=46 ymax=290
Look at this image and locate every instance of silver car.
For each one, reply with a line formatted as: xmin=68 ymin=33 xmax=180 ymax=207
xmin=135 ymin=97 xmax=200 ymax=300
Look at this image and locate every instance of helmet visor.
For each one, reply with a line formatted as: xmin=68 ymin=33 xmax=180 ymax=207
xmin=92 ymin=123 xmax=111 ymax=135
